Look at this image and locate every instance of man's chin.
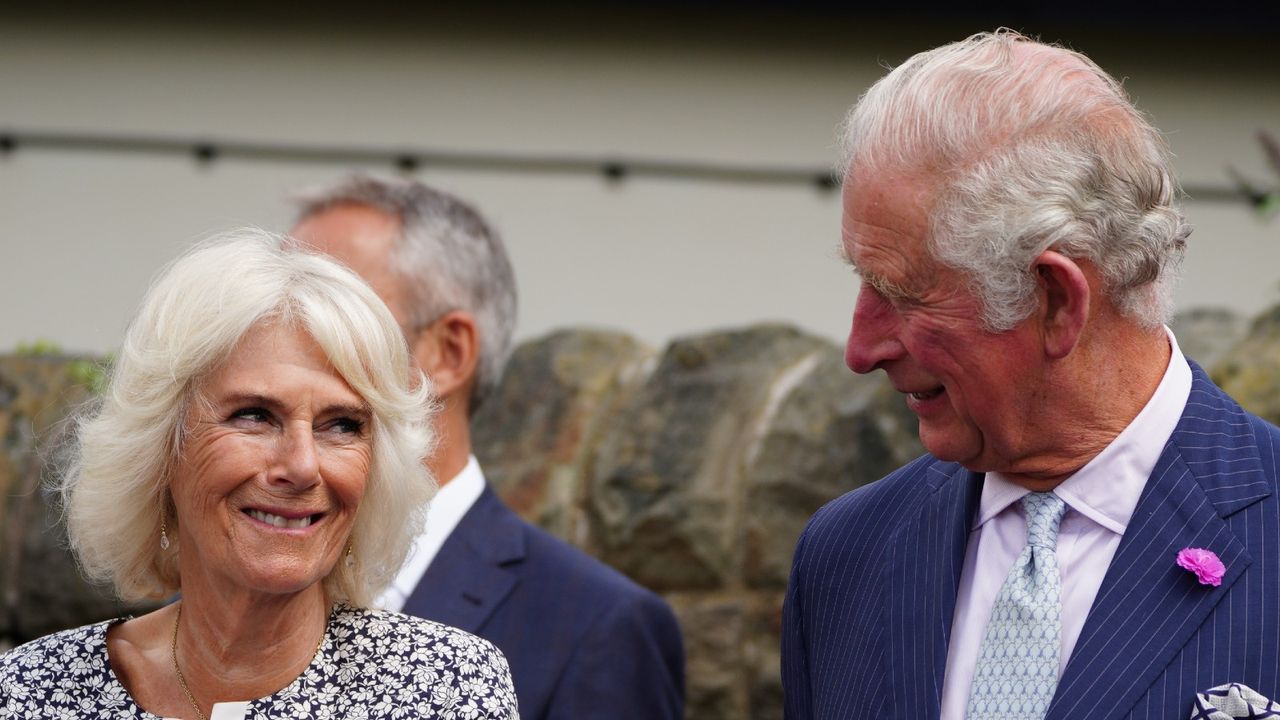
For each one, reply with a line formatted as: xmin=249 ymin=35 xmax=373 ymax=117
xmin=917 ymin=425 xmax=981 ymax=467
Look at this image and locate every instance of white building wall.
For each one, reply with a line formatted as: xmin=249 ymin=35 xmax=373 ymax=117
xmin=1 ymin=16 xmax=1277 ymax=354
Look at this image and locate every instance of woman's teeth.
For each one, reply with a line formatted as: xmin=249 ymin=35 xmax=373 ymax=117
xmin=246 ymin=509 xmax=314 ymax=529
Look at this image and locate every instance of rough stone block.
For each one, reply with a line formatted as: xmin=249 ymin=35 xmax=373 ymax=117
xmin=744 ymin=592 xmax=786 ymax=720
xmin=1212 ymin=303 xmax=1280 ymax=425
xmin=745 ymin=352 xmax=923 ymax=588
xmin=473 ymin=329 xmax=655 ymax=549
xmin=670 ymin=593 xmax=747 ymax=720
xmin=0 ymin=356 xmax=155 ymax=646
xmin=1172 ymin=307 xmax=1247 ymax=370
xmin=589 ymin=325 xmax=835 ymax=590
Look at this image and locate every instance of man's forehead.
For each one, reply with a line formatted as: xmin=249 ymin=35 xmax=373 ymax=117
xmin=291 ymin=204 xmax=413 ymax=325
xmin=293 ymin=205 xmax=399 ymax=264
xmin=840 ymin=172 xmax=934 ymax=250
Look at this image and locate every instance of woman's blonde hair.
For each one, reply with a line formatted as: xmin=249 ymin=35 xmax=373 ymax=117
xmin=61 ymin=228 xmax=435 ymax=606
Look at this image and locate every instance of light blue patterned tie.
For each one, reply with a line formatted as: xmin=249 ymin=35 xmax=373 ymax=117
xmin=967 ymin=491 xmax=1067 ymax=720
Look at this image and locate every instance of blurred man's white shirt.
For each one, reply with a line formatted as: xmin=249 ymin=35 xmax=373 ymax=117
xmin=375 ymin=455 xmax=486 ymax=612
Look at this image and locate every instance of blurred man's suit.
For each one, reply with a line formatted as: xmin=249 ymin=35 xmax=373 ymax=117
xmin=404 ymin=478 xmax=685 ymax=719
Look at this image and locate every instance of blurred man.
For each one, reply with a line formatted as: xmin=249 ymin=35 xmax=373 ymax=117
xmin=783 ymin=30 xmax=1280 ymax=720
xmin=292 ymin=175 xmax=684 ymax=720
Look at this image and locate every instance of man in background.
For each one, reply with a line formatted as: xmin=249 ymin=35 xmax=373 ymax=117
xmin=783 ymin=30 xmax=1280 ymax=720
xmin=292 ymin=175 xmax=684 ymax=720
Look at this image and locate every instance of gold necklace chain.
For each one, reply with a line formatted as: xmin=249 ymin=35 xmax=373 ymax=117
xmin=170 ymin=604 xmax=208 ymax=720
xmin=170 ymin=603 xmax=328 ymax=720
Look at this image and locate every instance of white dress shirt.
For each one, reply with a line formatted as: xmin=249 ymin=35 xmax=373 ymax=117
xmin=939 ymin=330 xmax=1192 ymax=720
xmin=374 ymin=455 xmax=487 ymax=612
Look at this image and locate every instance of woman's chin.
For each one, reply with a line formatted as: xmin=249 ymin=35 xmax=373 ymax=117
xmin=251 ymin=561 xmax=335 ymax=595
xmin=187 ymin=555 xmax=336 ymax=600
xmin=238 ymin=574 xmax=329 ymax=599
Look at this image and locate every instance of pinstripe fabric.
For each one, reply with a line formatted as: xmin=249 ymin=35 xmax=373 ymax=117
xmin=782 ymin=362 xmax=1280 ymax=720
xmin=782 ymin=454 xmax=981 ymax=718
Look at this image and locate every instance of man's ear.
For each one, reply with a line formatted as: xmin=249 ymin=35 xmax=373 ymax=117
xmin=409 ymin=310 xmax=480 ymax=402
xmin=1033 ymin=250 xmax=1091 ymax=360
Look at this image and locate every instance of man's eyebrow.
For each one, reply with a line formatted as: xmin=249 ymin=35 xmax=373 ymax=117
xmin=837 ymin=242 xmax=856 ymax=267
xmin=861 ymin=271 xmax=913 ymax=300
xmin=838 ymin=240 xmax=914 ymax=299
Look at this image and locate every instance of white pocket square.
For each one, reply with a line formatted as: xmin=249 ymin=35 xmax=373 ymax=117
xmin=1191 ymin=683 xmax=1280 ymax=719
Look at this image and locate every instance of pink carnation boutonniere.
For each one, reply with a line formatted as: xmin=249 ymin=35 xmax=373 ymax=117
xmin=1177 ymin=547 xmax=1226 ymax=587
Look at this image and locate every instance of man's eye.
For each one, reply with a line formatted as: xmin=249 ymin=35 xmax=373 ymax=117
xmin=886 ymin=291 xmax=917 ymax=308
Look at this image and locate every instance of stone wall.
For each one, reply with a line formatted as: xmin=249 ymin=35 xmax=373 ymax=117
xmin=1210 ymin=305 xmax=1280 ymax=426
xmin=473 ymin=326 xmax=923 ymax=718
xmin=0 ymin=308 xmax=1268 ymax=719
xmin=0 ymin=356 xmax=158 ymax=650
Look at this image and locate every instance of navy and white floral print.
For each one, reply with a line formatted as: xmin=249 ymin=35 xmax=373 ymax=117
xmin=0 ymin=605 xmax=518 ymax=719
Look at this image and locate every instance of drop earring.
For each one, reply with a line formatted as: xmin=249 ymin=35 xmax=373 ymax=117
xmin=160 ymin=518 xmax=171 ymax=551
xmin=345 ymin=541 xmax=354 ymax=568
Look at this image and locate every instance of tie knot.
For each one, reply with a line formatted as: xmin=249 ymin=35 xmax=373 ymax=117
xmin=1021 ymin=492 xmax=1066 ymax=548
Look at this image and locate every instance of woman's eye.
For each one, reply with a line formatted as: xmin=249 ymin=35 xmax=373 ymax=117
xmin=327 ymin=417 xmax=365 ymax=435
xmin=230 ymin=407 xmax=270 ymax=423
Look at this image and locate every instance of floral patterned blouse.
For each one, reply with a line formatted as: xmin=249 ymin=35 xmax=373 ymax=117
xmin=0 ymin=605 xmax=518 ymax=719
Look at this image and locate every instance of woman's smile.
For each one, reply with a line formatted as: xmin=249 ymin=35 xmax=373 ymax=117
xmin=242 ymin=507 xmax=325 ymax=531
xmin=168 ymin=321 xmax=372 ymax=598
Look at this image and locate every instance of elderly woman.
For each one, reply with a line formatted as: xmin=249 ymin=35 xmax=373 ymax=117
xmin=0 ymin=230 xmax=517 ymax=718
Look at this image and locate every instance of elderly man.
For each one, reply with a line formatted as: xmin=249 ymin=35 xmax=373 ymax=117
xmin=290 ymin=175 xmax=684 ymax=720
xmin=782 ymin=30 xmax=1280 ymax=720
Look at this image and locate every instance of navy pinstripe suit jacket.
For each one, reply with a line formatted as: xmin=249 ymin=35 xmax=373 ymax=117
xmin=782 ymin=362 xmax=1280 ymax=719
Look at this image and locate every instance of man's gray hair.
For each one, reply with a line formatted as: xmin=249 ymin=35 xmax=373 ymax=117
xmin=294 ymin=175 xmax=518 ymax=411
xmin=841 ymin=29 xmax=1190 ymax=330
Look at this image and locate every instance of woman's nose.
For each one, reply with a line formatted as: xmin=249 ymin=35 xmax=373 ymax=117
xmin=272 ymin=424 xmax=321 ymax=489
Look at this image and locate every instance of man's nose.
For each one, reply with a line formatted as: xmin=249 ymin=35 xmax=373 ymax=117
xmin=271 ymin=424 xmax=321 ymax=490
xmin=845 ymin=284 xmax=904 ymax=374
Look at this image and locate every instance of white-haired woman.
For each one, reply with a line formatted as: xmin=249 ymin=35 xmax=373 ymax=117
xmin=0 ymin=230 xmax=517 ymax=719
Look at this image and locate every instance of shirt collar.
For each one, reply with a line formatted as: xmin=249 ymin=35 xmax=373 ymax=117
xmin=976 ymin=327 xmax=1192 ymax=533
xmin=388 ymin=455 xmax=486 ymax=598
xmin=440 ymin=455 xmax=486 ymax=509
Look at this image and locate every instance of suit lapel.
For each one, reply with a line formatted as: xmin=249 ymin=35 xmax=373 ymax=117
xmin=1047 ymin=365 xmax=1271 ymax=720
xmin=402 ymin=485 xmax=524 ymax=634
xmin=886 ymin=463 xmax=982 ymax=720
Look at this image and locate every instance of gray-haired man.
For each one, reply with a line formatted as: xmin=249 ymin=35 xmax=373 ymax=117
xmin=783 ymin=30 xmax=1280 ymax=720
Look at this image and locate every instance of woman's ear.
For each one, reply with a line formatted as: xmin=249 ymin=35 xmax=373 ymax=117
xmin=1033 ymin=250 xmax=1091 ymax=360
